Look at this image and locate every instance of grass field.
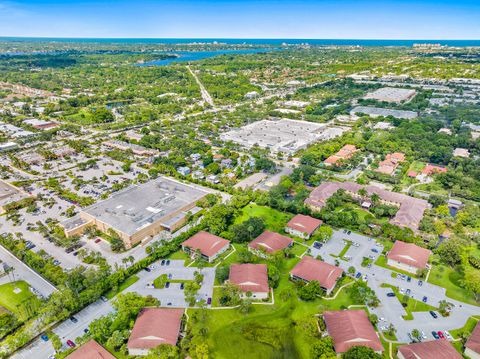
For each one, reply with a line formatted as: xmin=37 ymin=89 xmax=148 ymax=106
xmin=0 ymin=281 xmax=41 ymax=320
xmin=190 ymin=251 xmax=365 ymax=359
xmin=105 ymin=275 xmax=139 ymax=299
xmin=428 ymin=264 xmax=478 ymax=306
xmin=235 ymin=204 xmax=293 ymax=233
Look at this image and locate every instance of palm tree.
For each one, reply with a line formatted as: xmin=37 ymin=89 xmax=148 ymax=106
xmin=371 ymin=193 xmax=380 ymax=205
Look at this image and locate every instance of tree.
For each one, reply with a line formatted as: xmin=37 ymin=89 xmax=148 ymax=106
xmin=368 ymin=313 xmax=378 ymax=326
xmin=342 ymin=346 xmax=382 ymax=359
xmin=146 ymin=344 xmax=180 ymax=359
xmin=348 ymin=281 xmax=379 ymax=307
xmin=438 ymin=300 xmax=453 ymax=316
xmin=215 ymin=265 xmax=229 ymax=284
xmin=298 ymin=280 xmax=323 ymax=301
xmin=313 ymin=225 xmax=333 ymax=242
xmin=219 ymin=283 xmax=241 ymax=306
xmin=311 ymin=337 xmax=336 ymax=358
xmin=411 ymin=329 xmax=422 ymax=342
xmin=106 ymin=330 xmax=126 ymax=351
xmin=238 ymin=298 xmax=252 ymax=314
xmin=230 ymin=217 xmax=265 ymax=243
xmin=348 ymin=266 xmax=356 ymax=275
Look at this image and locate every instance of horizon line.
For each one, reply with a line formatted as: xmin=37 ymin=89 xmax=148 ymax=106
xmin=1 ymin=36 xmax=480 ymax=41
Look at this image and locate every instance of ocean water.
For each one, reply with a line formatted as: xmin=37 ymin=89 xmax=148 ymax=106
xmin=1 ymin=37 xmax=480 ymax=47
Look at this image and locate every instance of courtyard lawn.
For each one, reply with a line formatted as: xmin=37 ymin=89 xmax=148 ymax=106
xmin=0 ymin=281 xmax=41 ymax=320
xmin=338 ymin=240 xmax=352 ymax=258
xmin=428 ymin=264 xmax=479 ymax=306
xmin=234 ymin=204 xmax=293 ymax=233
xmin=153 ymin=274 xmax=168 ymax=289
xmin=189 ymin=254 xmax=363 ymax=359
xmin=105 ymin=275 xmax=139 ymax=299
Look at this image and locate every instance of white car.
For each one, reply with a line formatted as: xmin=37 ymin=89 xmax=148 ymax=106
xmin=444 ymin=330 xmax=453 ymax=340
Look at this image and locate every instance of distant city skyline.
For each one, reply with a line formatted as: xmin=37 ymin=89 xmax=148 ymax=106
xmin=0 ymin=0 xmax=479 ymax=39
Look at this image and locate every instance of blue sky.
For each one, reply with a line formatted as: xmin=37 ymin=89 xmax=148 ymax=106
xmin=0 ymin=0 xmax=479 ymax=39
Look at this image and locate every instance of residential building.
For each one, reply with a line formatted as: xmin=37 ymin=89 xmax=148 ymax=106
xmin=324 ymin=144 xmax=358 ymax=166
xmin=387 ymin=240 xmax=431 ymax=274
xmin=323 ymin=310 xmax=383 ymax=354
xmin=421 ymin=164 xmax=447 ymax=176
xmin=375 ymin=152 xmax=405 ymax=175
xmin=181 ymin=231 xmax=230 ymax=262
xmin=285 ymin=214 xmax=322 ymax=239
xmin=290 ymin=256 xmax=343 ymax=294
xmin=229 ymin=264 xmax=269 ymax=299
xmin=248 ymin=231 xmax=293 ymax=257
xmin=398 ymin=339 xmax=462 ymax=359
xmin=128 ymin=308 xmax=184 ymax=356
xmin=453 ymin=147 xmax=470 ymax=158
xmin=465 ymin=322 xmax=480 ymax=359
xmin=65 ymin=339 xmax=115 ymax=359
xmin=0 ymin=142 xmax=19 ymax=152
xmin=305 ymin=181 xmax=431 ymax=231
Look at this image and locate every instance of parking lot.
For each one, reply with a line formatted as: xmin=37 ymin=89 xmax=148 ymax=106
xmin=125 ymin=259 xmax=215 ymax=308
xmin=308 ymin=229 xmax=480 ymax=343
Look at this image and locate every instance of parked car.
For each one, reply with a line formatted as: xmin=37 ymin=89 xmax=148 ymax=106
xmin=432 ymin=331 xmax=440 ymax=339
xmin=145 ymin=267 xmax=151 ymax=272
xmin=207 ymin=297 xmax=212 ymax=305
xmin=70 ymin=316 xmax=78 ymax=323
xmin=53 ymin=260 xmax=60 ymax=266
xmin=430 ymin=311 xmax=438 ymax=319
xmin=165 ymin=282 xmax=170 ymax=288
xmin=40 ymin=334 xmax=49 ymax=342
xmin=422 ymin=296 xmax=428 ymax=303
xmin=100 ymin=296 xmax=108 ymax=302
xmin=161 ymin=260 xmax=165 ymax=266
xmin=444 ymin=331 xmax=453 ymax=340
xmin=66 ymin=340 xmax=76 ymax=348
xmin=313 ymin=241 xmax=322 ymax=249
xmin=405 ymin=289 xmax=411 ymax=296
xmin=180 ymin=283 xmax=185 ymax=290
xmin=437 ymin=331 xmax=445 ymax=339
xmin=418 ymin=280 xmax=423 ymax=286
xmin=83 ymin=328 xmax=89 ymax=334
xmin=168 ymin=273 xmax=172 ymax=279
xmin=94 ymin=238 xmax=101 ymax=243
xmin=166 ymin=260 xmax=170 ymax=265
xmin=407 ymin=276 xmax=412 ymax=282
xmin=347 ymin=230 xmax=351 ymax=235
xmin=387 ymin=292 xmax=396 ymax=297
xmin=355 ymin=272 xmax=362 ymax=279
xmin=371 ymin=248 xmax=378 ymax=253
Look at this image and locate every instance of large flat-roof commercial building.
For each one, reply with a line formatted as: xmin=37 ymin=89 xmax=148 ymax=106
xmin=220 ymin=119 xmax=343 ymax=154
xmin=364 ymin=87 xmax=417 ymax=103
xmin=62 ymin=177 xmax=209 ymax=248
xmin=351 ymin=106 xmax=418 ymax=120
xmin=305 ymin=181 xmax=431 ymax=231
xmin=0 ymin=179 xmax=30 ymax=214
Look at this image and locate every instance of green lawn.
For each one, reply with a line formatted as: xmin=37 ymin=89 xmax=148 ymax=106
xmin=189 ymin=252 xmax=363 ymax=359
xmin=338 ymin=240 xmax=352 ymax=258
xmin=234 ymin=204 xmax=293 ymax=233
xmin=0 ymin=281 xmax=41 ymax=320
xmin=428 ymin=264 xmax=479 ymax=306
xmin=105 ymin=275 xmax=139 ymax=299
xmin=450 ymin=316 xmax=480 ymax=339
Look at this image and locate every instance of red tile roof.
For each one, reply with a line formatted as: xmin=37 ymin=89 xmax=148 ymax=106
xmin=229 ymin=264 xmax=269 ymax=293
xmin=466 ymin=322 xmax=480 ymax=355
xmin=407 ymin=170 xmax=417 ymax=177
xmin=127 ymin=308 xmax=183 ymax=350
xmin=421 ymin=164 xmax=447 ymax=176
xmin=324 ymin=145 xmax=358 ymax=165
xmin=286 ymin=214 xmax=322 ymax=236
xmin=290 ymin=256 xmax=343 ymax=290
xmin=182 ymin=231 xmax=230 ymax=258
xmin=65 ymin=340 xmax=115 ymax=359
xmin=248 ymin=231 xmax=293 ymax=254
xmin=398 ymin=339 xmax=462 ymax=359
xmin=323 ymin=310 xmax=383 ymax=353
xmin=304 ymin=181 xmax=431 ymax=231
xmin=387 ymin=240 xmax=431 ymax=269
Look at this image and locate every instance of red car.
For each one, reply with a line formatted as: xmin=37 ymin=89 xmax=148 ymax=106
xmin=94 ymin=238 xmax=102 ymax=243
xmin=437 ymin=331 xmax=445 ymax=339
xmin=66 ymin=340 xmax=75 ymax=348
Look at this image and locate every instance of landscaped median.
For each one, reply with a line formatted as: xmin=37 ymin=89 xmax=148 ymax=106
xmin=380 ymin=283 xmax=438 ymax=320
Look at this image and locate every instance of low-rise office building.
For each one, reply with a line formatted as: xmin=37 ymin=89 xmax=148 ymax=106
xmin=62 ymin=177 xmax=209 ymax=248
